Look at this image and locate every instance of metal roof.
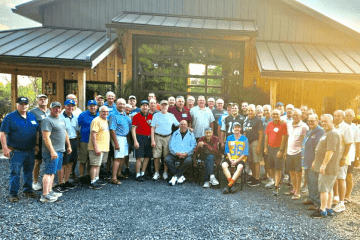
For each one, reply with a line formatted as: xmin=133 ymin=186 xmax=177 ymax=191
xmin=110 ymin=12 xmax=258 ymax=36
xmin=0 ymin=27 xmax=117 ymax=68
xmin=256 ymin=41 xmax=360 ymax=79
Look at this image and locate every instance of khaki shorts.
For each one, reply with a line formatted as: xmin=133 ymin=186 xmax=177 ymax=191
xmin=79 ymin=142 xmax=89 ymax=164
xmin=337 ymin=165 xmax=348 ymax=180
xmin=318 ymin=174 xmax=337 ymax=193
xmin=248 ymin=140 xmax=262 ymax=163
xmin=89 ymin=151 xmax=109 ymax=166
xmin=153 ymin=134 xmax=171 ymax=158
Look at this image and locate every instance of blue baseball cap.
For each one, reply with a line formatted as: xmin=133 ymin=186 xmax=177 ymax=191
xmin=232 ymin=122 xmax=242 ymax=129
xmin=64 ymin=99 xmax=76 ymax=106
xmin=87 ymin=100 xmax=97 ymax=106
xmin=140 ymin=100 xmax=149 ymax=106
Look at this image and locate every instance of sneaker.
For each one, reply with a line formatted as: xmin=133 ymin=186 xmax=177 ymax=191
xmin=64 ymin=181 xmax=75 ymax=190
xmin=40 ymin=194 xmax=58 ymax=203
xmin=153 ymin=172 xmax=160 ymax=181
xmin=203 ymin=181 xmax=210 ymax=188
xmin=96 ymin=179 xmax=107 ymax=186
xmin=311 ymin=209 xmax=327 ymax=218
xmin=327 ymin=208 xmax=335 ymax=216
xmin=333 ymin=202 xmax=346 ymax=213
xmin=246 ymin=176 xmax=254 ymax=183
xmin=300 ymin=185 xmax=308 ymax=193
xmin=24 ymin=192 xmax=38 ymax=199
xmin=177 ymin=175 xmax=186 ymax=184
xmin=209 ymin=176 xmax=219 ymax=186
xmin=163 ymin=172 xmax=169 ymax=180
xmin=54 ymin=184 xmax=68 ymax=193
xmin=265 ymin=179 xmax=275 ymax=189
xmin=229 ymin=186 xmax=237 ymax=193
xmin=302 ymin=198 xmax=314 ymax=205
xmin=52 ymin=182 xmax=58 ymax=188
xmin=70 ymin=174 xmax=78 ymax=182
xmin=248 ymin=179 xmax=260 ymax=187
xmin=223 ymin=186 xmax=231 ymax=194
xmin=136 ymin=176 xmax=145 ymax=182
xmin=168 ymin=176 xmax=178 ymax=186
xmin=89 ymin=182 xmax=102 ymax=190
xmin=273 ymin=186 xmax=280 ymax=196
xmin=9 ymin=195 xmax=19 ymax=202
xmin=49 ymin=191 xmax=62 ymax=198
xmin=32 ymin=182 xmax=42 ymax=191
xmin=283 ymin=174 xmax=290 ymax=184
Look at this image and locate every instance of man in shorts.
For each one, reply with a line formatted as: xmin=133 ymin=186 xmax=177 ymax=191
xmin=41 ymin=102 xmax=72 ymax=202
xmin=222 ymin=122 xmax=249 ymax=194
xmin=311 ymin=114 xmax=341 ymax=218
xmin=30 ymin=94 xmax=50 ymax=191
xmin=88 ymin=106 xmax=110 ymax=189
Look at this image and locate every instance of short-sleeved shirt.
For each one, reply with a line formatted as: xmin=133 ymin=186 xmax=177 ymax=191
xmin=132 ymin=112 xmax=153 ymax=136
xmin=190 ymin=106 xmax=215 ymax=138
xmin=41 ymin=115 xmax=66 ymax=153
xmin=104 ymin=102 xmax=117 ymax=117
xmin=265 ymin=121 xmax=288 ymax=148
xmin=349 ymin=123 xmax=360 ymax=162
xmin=151 ymin=112 xmax=180 ymax=135
xmin=88 ymin=116 xmax=110 ymax=152
xmin=335 ymin=121 xmax=354 ymax=165
xmin=313 ymin=129 xmax=341 ymax=176
xmin=287 ymin=121 xmax=309 ymax=155
xmin=261 ymin=117 xmax=273 ymax=132
xmin=243 ymin=116 xmax=263 ymax=144
xmin=224 ymin=134 xmax=249 ymax=162
xmin=221 ymin=114 xmax=245 ymax=139
xmin=168 ymin=106 xmax=192 ymax=124
xmin=130 ymin=107 xmax=141 ymax=116
xmin=280 ymin=116 xmax=293 ymax=125
xmin=218 ymin=112 xmax=228 ymax=126
xmin=30 ymin=107 xmax=50 ymax=127
xmin=59 ymin=112 xmax=79 ymax=139
xmin=77 ymin=110 xmax=99 ymax=143
xmin=212 ymin=109 xmax=227 ymax=135
xmin=109 ymin=109 xmax=131 ymax=137
xmin=0 ymin=110 xmax=39 ymax=151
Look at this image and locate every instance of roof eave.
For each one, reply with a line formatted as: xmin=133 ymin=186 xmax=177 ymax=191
xmin=0 ymin=56 xmax=91 ymax=69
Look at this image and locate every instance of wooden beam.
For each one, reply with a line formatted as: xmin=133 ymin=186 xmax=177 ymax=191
xmin=11 ymin=74 xmax=18 ymax=111
xmin=78 ymin=70 xmax=86 ymax=111
xmin=270 ymin=80 xmax=277 ymax=110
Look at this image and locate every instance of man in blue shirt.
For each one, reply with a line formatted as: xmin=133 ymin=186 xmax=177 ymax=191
xmin=0 ymin=97 xmax=40 ymax=202
xmin=77 ymin=100 xmax=99 ymax=183
xmin=104 ymin=91 xmax=116 ymax=116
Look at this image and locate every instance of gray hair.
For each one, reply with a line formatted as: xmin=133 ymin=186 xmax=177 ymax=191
xmin=308 ymin=114 xmax=319 ymax=120
xmin=216 ymin=99 xmax=224 ymax=104
xmin=116 ymin=98 xmax=126 ymax=104
xmin=248 ymin=104 xmax=256 ymax=110
xmin=105 ymin=91 xmax=115 ymax=98
xmin=198 ymin=95 xmax=205 ymax=101
xmin=286 ymin=104 xmax=294 ymax=110
xmin=66 ymin=94 xmax=76 ymax=100
xmin=207 ymin=97 xmax=215 ymax=102
xmin=99 ymin=106 xmax=109 ymax=112
xmin=293 ymin=108 xmax=302 ymax=115
xmin=256 ymin=105 xmax=263 ymax=112
xmin=263 ymin=105 xmax=271 ymax=111
xmin=334 ymin=110 xmax=345 ymax=117
xmin=321 ymin=114 xmax=333 ymax=121
xmin=345 ymin=109 xmax=355 ymax=116
xmin=125 ymin=104 xmax=132 ymax=108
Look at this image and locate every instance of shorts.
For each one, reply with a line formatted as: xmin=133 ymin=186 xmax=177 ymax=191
xmin=35 ymin=138 xmax=43 ymax=161
xmin=112 ymin=136 xmax=129 ymax=159
xmin=63 ymin=139 xmax=78 ymax=165
xmin=153 ymin=134 xmax=171 ymax=158
xmin=135 ymin=134 xmax=152 ymax=159
xmin=268 ymin=146 xmax=283 ymax=170
xmin=89 ymin=151 xmax=109 ymax=166
xmin=223 ymin=158 xmax=245 ymax=169
xmin=347 ymin=161 xmax=355 ymax=174
xmin=248 ymin=140 xmax=262 ymax=163
xmin=337 ymin=165 xmax=348 ymax=180
xmin=78 ymin=142 xmax=89 ymax=164
xmin=318 ymin=174 xmax=337 ymax=192
xmin=42 ymin=151 xmax=63 ymax=175
xmin=286 ymin=153 xmax=302 ymax=172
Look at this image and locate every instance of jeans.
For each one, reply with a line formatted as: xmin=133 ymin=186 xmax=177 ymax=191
xmin=305 ymin=168 xmax=320 ymax=206
xmin=203 ymin=154 xmax=215 ymax=181
xmin=165 ymin=153 xmax=192 ymax=177
xmin=9 ymin=150 xmax=35 ymax=196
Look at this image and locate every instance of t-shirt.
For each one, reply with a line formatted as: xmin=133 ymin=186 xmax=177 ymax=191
xmin=88 ymin=116 xmax=110 ymax=152
xmin=151 ymin=112 xmax=180 ymax=135
xmin=168 ymin=106 xmax=192 ymax=123
xmin=30 ymin=107 xmax=50 ymax=127
xmin=313 ymin=129 xmax=341 ymax=176
xmin=212 ymin=109 xmax=227 ymax=136
xmin=265 ymin=121 xmax=288 ymax=148
xmin=190 ymin=106 xmax=215 ymax=138
xmin=132 ymin=112 xmax=153 ymax=136
xmin=335 ymin=121 xmax=354 ymax=165
xmin=77 ymin=110 xmax=99 ymax=143
xmin=104 ymin=101 xmax=117 ymax=117
xmin=221 ymin=114 xmax=245 ymax=139
xmin=41 ymin=115 xmax=66 ymax=153
xmin=224 ymin=134 xmax=249 ymax=162
xmin=349 ymin=123 xmax=360 ymax=162
xmin=243 ymin=116 xmax=263 ymax=143
xmin=287 ymin=121 xmax=309 ymax=155
xmin=218 ymin=112 xmax=228 ymax=126
xmin=109 ymin=109 xmax=131 ymax=137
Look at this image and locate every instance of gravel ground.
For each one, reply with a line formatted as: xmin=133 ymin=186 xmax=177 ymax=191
xmin=0 ymin=156 xmax=357 ymax=240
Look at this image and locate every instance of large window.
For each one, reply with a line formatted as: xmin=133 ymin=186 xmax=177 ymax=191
xmin=133 ymin=35 xmax=244 ymax=100
xmin=64 ymin=80 xmax=114 ymax=103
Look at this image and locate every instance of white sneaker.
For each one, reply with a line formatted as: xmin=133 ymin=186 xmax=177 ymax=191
xmin=177 ymin=175 xmax=186 ymax=184
xmin=168 ymin=176 xmax=178 ymax=186
xmin=32 ymin=182 xmax=42 ymax=191
xmin=203 ymin=181 xmax=210 ymax=188
xmin=333 ymin=202 xmax=346 ymax=213
xmin=163 ymin=172 xmax=169 ymax=180
xmin=265 ymin=179 xmax=275 ymax=188
xmin=49 ymin=191 xmax=62 ymax=198
xmin=40 ymin=194 xmax=58 ymax=203
xmin=209 ymin=176 xmax=219 ymax=186
xmin=153 ymin=172 xmax=160 ymax=180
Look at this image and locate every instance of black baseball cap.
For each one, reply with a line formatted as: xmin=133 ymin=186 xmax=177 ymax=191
xmin=17 ymin=97 xmax=29 ymax=104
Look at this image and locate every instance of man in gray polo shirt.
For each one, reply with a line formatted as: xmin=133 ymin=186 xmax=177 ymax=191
xmin=190 ymin=96 xmax=214 ymax=141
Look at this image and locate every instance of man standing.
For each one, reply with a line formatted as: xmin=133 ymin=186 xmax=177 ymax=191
xmin=148 ymin=92 xmax=161 ymax=111
xmin=243 ymin=104 xmax=263 ymax=187
xmin=276 ymin=102 xmax=286 ymax=116
xmin=104 ymin=91 xmax=116 ymax=116
xmin=129 ymin=95 xmax=140 ymax=116
xmin=207 ymin=97 xmax=215 ymax=110
xmin=168 ymin=96 xmax=192 ymax=127
xmin=190 ymin=95 xmax=215 ymax=141
xmin=30 ymin=94 xmax=50 ymax=191
xmin=221 ymin=103 xmax=245 ymax=149
xmin=300 ymin=105 xmax=309 ymax=124
xmin=41 ymin=102 xmax=71 ymax=202
xmin=96 ymin=95 xmax=105 ymax=108
xmin=0 ymin=97 xmax=39 ymax=202
xmin=151 ymin=100 xmax=180 ymax=180
xmin=241 ymin=102 xmax=248 ymax=118
xmin=168 ymin=96 xmax=176 ymax=108
xmin=165 ymin=120 xmax=197 ymax=186
xmin=63 ymin=94 xmax=82 ymax=117
xmin=88 ymin=106 xmax=110 ymax=189
xmin=311 ymin=114 xmax=340 ymax=218
xmin=280 ymin=104 xmax=294 ymax=125
xmin=186 ymin=96 xmax=195 ymax=110
xmin=218 ymin=103 xmax=232 ymax=138
xmin=149 ymin=99 xmax=159 ymax=115
xmin=109 ymin=99 xmax=131 ymax=185
xmin=212 ymin=99 xmax=226 ymax=137
xmin=132 ymin=100 xmax=153 ymax=182
xmin=261 ymin=105 xmax=273 ymax=183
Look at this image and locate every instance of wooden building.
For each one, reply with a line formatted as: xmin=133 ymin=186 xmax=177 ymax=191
xmin=2 ymin=0 xmax=360 ymax=113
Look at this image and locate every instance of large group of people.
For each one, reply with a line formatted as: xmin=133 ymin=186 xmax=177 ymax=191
xmin=1 ymin=92 xmax=359 ymax=219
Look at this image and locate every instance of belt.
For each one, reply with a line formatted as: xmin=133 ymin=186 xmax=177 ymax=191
xmin=155 ymin=133 xmax=171 ymax=137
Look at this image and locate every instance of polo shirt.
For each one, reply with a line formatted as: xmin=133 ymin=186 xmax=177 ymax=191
xmin=88 ymin=116 xmax=110 ymax=152
xmin=30 ymin=107 xmax=50 ymax=127
xmin=78 ymin=110 xmax=99 ymax=143
xmin=335 ymin=121 xmax=354 ymax=165
xmin=109 ymin=109 xmax=131 ymax=137
xmin=168 ymin=106 xmax=192 ymax=123
xmin=130 ymin=107 xmax=141 ymax=116
xmin=0 ymin=110 xmax=39 ymax=151
xmin=287 ymin=121 xmax=309 ymax=155
xmin=280 ymin=115 xmax=293 ymax=125
xmin=132 ymin=112 xmax=153 ymax=136
xmin=104 ymin=101 xmax=117 ymax=117
xmin=190 ymin=106 xmax=215 ymax=138
xmin=224 ymin=134 xmax=249 ymax=161
xmin=302 ymin=126 xmax=324 ymax=169
xmin=243 ymin=116 xmax=263 ymax=144
xmin=60 ymin=107 xmax=82 ymax=117
xmin=151 ymin=111 xmax=180 ymax=135
xmin=265 ymin=121 xmax=288 ymax=148
xmin=59 ymin=111 xmax=79 ymax=139
xmin=348 ymin=123 xmax=360 ymax=162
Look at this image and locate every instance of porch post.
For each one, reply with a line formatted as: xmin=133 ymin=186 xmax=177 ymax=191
xmin=78 ymin=70 xmax=86 ymax=111
xmin=11 ymin=74 xmax=18 ymax=111
xmin=270 ymin=80 xmax=277 ymax=110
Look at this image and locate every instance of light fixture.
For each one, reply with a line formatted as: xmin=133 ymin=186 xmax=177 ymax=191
xmin=93 ymin=67 xmax=97 ymax=75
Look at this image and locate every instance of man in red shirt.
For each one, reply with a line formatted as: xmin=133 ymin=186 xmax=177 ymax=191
xmin=264 ymin=109 xmax=288 ymax=196
xmin=132 ymin=100 xmax=153 ymax=182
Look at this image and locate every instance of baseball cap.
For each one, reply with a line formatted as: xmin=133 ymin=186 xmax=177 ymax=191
xmin=37 ymin=94 xmax=48 ymax=99
xmin=160 ymin=100 xmax=168 ymax=105
xmin=129 ymin=95 xmax=136 ymax=100
xmin=140 ymin=100 xmax=149 ymax=106
xmin=64 ymin=99 xmax=76 ymax=106
xmin=232 ymin=122 xmax=242 ymax=129
xmin=204 ymin=127 xmax=213 ymax=132
xmin=87 ymin=100 xmax=97 ymax=106
xmin=17 ymin=97 xmax=29 ymax=104
xmin=50 ymin=102 xmax=61 ymax=108
xmin=226 ymin=102 xmax=233 ymax=107
xmin=97 ymin=95 xmax=104 ymax=99
xmin=276 ymin=102 xmax=284 ymax=106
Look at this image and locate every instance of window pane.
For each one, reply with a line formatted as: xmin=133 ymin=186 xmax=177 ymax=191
xmin=189 ymin=78 xmax=205 ymax=86
xmin=207 ymin=79 xmax=222 ymax=86
xmin=139 ymin=57 xmax=172 ymax=74
xmin=189 ymin=87 xmax=205 ymax=93
xmin=207 ymin=87 xmax=221 ymax=94
xmin=138 ymin=43 xmax=172 ymax=56
xmin=173 ymin=77 xmax=188 ymax=92
xmin=141 ymin=76 xmax=172 ymax=91
xmin=207 ymin=65 xmax=222 ymax=76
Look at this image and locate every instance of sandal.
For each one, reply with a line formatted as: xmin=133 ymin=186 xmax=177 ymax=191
xmin=110 ymin=179 xmax=122 ymax=185
xmin=285 ymin=190 xmax=295 ymax=195
xmin=291 ymin=194 xmax=301 ymax=200
xmin=344 ymin=198 xmax=352 ymax=204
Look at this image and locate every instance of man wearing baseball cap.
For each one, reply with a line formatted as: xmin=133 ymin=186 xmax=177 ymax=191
xmin=95 ymin=95 xmax=105 ymax=108
xmin=129 ymin=95 xmax=140 ymax=116
xmin=0 ymin=97 xmax=40 ymax=202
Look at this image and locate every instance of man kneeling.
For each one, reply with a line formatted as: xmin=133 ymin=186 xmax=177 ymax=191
xmin=222 ymin=122 xmax=249 ymax=194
